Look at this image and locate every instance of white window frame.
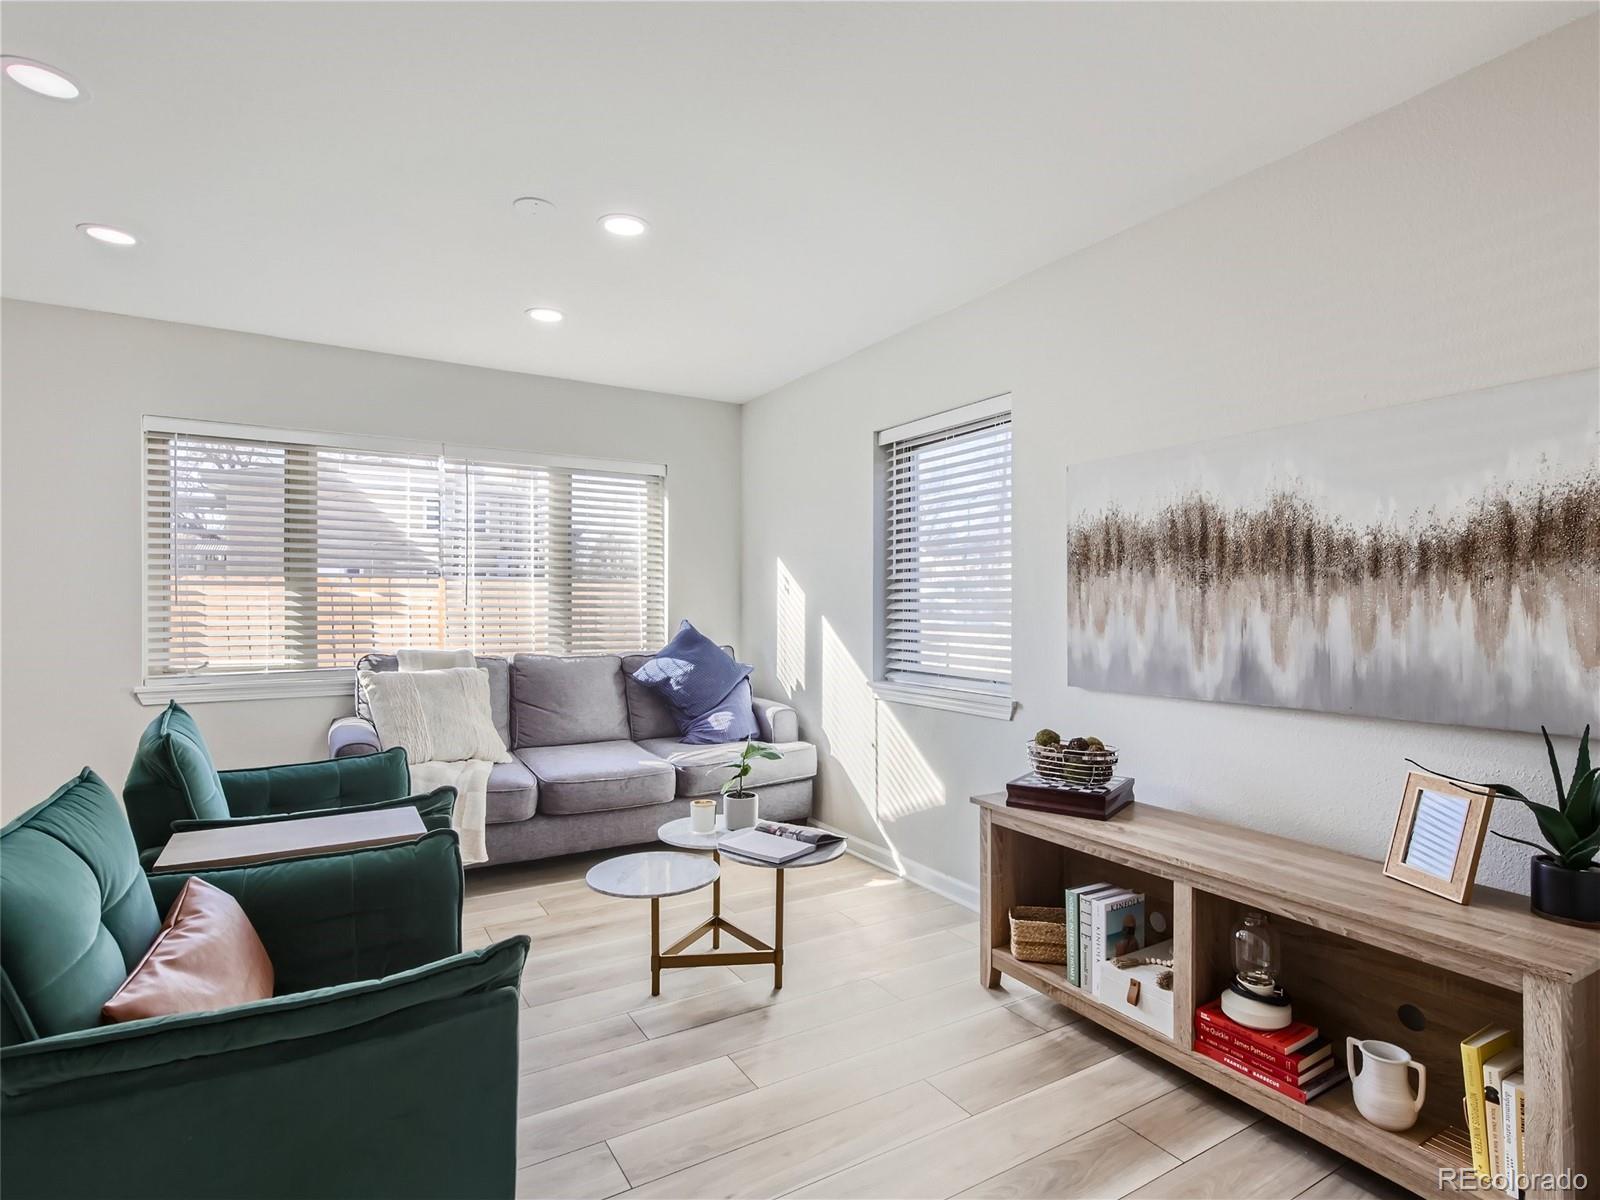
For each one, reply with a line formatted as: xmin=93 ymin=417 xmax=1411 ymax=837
xmin=871 ymin=394 xmax=1016 ymax=721
xmin=135 ymin=416 xmax=667 ymax=704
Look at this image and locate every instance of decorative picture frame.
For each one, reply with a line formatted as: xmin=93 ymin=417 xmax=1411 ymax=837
xmin=1382 ymin=771 xmax=1494 ymax=904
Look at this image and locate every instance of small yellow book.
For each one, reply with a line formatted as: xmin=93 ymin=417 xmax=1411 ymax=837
xmin=1461 ymin=1025 xmax=1515 ymax=1182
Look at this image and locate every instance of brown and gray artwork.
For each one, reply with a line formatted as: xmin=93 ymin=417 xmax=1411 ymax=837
xmin=1066 ymin=372 xmax=1599 ymax=734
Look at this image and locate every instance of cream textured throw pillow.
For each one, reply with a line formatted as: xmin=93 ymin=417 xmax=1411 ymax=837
xmin=358 ymin=667 xmax=512 ymax=764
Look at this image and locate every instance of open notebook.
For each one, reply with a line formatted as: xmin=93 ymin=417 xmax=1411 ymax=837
xmin=720 ymin=821 xmax=844 ymax=864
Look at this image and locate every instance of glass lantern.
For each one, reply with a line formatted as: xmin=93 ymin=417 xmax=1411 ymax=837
xmin=1232 ymin=910 xmax=1280 ymax=993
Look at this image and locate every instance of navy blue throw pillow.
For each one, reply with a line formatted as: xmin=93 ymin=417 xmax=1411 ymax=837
xmin=632 ymin=621 xmax=753 ymax=731
xmin=680 ymin=678 xmax=759 ymax=745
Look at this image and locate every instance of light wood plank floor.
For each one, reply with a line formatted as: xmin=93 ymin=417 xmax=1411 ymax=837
xmin=467 ymin=849 xmax=1412 ymax=1200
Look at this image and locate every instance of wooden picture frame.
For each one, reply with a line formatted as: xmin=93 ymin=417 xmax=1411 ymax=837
xmin=1382 ymin=771 xmax=1494 ymax=904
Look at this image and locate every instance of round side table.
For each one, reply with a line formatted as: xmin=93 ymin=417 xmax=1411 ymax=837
xmin=585 ymin=850 xmax=719 ymax=996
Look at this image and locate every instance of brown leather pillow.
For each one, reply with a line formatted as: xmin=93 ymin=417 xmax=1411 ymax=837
xmin=102 ymin=876 xmax=274 ymax=1023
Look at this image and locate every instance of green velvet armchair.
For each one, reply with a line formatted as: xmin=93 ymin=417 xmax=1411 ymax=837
xmin=1 ymin=768 xmax=529 ymax=1200
xmin=123 ymin=701 xmax=453 ymax=868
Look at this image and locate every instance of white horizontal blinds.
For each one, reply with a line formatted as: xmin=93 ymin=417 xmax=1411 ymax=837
xmin=561 ymin=470 xmax=667 ymax=654
xmin=145 ymin=431 xmax=294 ymax=674
xmin=883 ymin=413 xmax=1013 ymax=690
xmin=308 ymin=446 xmax=450 ymax=668
xmin=145 ymin=423 xmax=667 ymax=680
xmin=145 ymin=429 xmax=449 ymax=675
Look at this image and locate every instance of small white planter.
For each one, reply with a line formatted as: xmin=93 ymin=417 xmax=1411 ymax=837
xmin=723 ymin=790 xmax=759 ymax=831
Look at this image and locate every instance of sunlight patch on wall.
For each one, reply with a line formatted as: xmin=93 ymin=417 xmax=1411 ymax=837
xmin=820 ymin=618 xmax=876 ymax=804
xmin=877 ymin=702 xmax=945 ymax=821
xmin=776 ymin=558 xmax=806 ymax=695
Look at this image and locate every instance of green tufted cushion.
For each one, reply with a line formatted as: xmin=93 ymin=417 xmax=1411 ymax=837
xmin=1 ymin=770 xmax=161 ymax=1043
xmin=123 ymin=701 xmax=230 ymax=853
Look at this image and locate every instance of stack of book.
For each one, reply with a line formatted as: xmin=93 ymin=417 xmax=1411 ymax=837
xmin=1194 ymin=1000 xmax=1344 ymax=1103
xmin=1064 ymin=882 xmax=1145 ymax=994
xmin=1461 ymin=1025 xmax=1523 ymax=1197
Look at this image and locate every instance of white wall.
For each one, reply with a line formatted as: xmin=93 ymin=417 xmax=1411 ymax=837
xmin=740 ymin=17 xmax=1600 ymax=897
xmin=0 ymin=300 xmax=742 ymax=818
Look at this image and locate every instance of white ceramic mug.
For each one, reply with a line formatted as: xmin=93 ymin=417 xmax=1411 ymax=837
xmin=723 ymin=791 xmax=758 ymax=831
xmin=1346 ymin=1038 xmax=1426 ymax=1131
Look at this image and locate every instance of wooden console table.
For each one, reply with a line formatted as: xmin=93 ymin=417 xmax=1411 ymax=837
xmin=974 ymin=793 xmax=1600 ymax=1199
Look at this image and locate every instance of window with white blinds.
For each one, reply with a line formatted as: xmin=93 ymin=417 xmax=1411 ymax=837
xmin=143 ymin=420 xmax=666 ymax=683
xmin=880 ymin=401 xmax=1012 ymax=695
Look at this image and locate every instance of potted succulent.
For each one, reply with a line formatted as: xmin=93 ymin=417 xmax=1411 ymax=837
xmin=1415 ymin=725 xmax=1598 ymax=926
xmin=722 ymin=738 xmax=783 ymax=831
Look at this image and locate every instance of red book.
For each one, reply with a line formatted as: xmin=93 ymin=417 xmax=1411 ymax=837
xmin=1194 ymin=1020 xmax=1333 ymax=1076
xmin=1195 ymin=1029 xmax=1333 ymax=1087
xmin=1196 ymin=999 xmax=1319 ymax=1055
xmin=1195 ymin=1040 xmax=1346 ymax=1104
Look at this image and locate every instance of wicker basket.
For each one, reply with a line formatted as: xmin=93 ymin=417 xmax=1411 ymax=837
xmin=1009 ymin=906 xmax=1068 ymax=964
xmin=1026 ymin=741 xmax=1119 ymax=788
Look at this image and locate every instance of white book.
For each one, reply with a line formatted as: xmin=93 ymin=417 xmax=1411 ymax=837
xmin=719 ymin=827 xmax=814 ymax=864
xmin=1075 ymin=884 xmax=1121 ymax=991
xmin=1501 ymin=1071 xmax=1524 ymax=1197
xmin=1088 ymin=889 xmax=1135 ymax=995
xmin=1482 ymin=1047 xmax=1521 ymax=1194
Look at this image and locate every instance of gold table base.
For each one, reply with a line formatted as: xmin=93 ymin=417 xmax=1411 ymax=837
xmin=650 ymin=849 xmax=785 ymax=994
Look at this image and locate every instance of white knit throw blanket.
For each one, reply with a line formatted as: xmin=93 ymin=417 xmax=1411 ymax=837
xmin=408 ymin=759 xmax=494 ymax=866
xmin=359 ymin=665 xmax=509 ymax=867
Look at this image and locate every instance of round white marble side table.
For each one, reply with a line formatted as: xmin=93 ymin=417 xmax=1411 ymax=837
xmin=584 ymin=851 xmax=720 ymax=996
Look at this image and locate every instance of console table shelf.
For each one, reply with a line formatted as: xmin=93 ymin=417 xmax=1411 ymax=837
xmin=974 ymin=794 xmax=1600 ymax=1200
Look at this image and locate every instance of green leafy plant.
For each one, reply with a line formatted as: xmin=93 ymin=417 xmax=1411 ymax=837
xmin=722 ymin=738 xmax=783 ymax=799
xmin=1409 ymin=725 xmax=1598 ymax=871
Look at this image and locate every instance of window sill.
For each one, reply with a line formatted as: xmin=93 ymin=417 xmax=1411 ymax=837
xmin=870 ymin=680 xmax=1016 ymax=721
xmin=134 ymin=670 xmax=354 ymax=706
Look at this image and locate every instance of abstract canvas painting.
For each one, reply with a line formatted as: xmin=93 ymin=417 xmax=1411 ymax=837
xmin=1066 ymin=371 xmax=1599 ymax=734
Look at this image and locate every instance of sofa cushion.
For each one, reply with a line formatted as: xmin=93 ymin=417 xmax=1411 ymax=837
xmin=102 ymin=877 xmax=275 ymax=1023
xmin=630 ymin=622 xmax=752 ymax=733
xmin=637 ymin=738 xmax=820 ymax=798
xmin=514 ymin=742 xmax=675 ymax=814
xmin=123 ymin=702 xmax=231 ymax=853
xmin=356 ymin=654 xmax=512 ymax=749
xmin=1 ymin=770 xmax=162 ymax=1042
xmin=486 ymin=759 xmax=538 ymax=825
xmin=512 ymin=655 xmax=630 ymax=747
xmin=679 ymin=678 xmax=759 ymax=745
xmin=622 ymin=653 xmax=683 ymax=741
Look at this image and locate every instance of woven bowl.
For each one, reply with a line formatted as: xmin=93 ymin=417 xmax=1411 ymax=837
xmin=1009 ymin=905 xmax=1067 ymax=964
xmin=1026 ymin=741 xmax=1118 ymax=787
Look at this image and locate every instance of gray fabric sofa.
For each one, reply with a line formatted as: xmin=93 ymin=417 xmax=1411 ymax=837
xmin=328 ymin=651 xmax=816 ymax=866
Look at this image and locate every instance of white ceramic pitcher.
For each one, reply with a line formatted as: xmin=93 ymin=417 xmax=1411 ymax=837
xmin=1346 ymin=1038 xmax=1426 ymax=1131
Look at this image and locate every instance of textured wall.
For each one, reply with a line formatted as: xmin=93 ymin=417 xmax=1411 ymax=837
xmin=1 ymin=301 xmax=743 ymax=818
xmin=739 ymin=17 xmax=1600 ymax=895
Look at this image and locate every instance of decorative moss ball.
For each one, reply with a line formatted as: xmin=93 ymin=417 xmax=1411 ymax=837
xmin=1033 ymin=729 xmax=1061 ymax=747
xmin=1066 ymin=737 xmax=1090 ymax=751
xmin=1084 ymin=736 xmax=1105 ymax=751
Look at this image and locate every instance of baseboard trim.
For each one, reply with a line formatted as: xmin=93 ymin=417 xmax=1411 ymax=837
xmin=811 ymin=819 xmax=978 ymax=912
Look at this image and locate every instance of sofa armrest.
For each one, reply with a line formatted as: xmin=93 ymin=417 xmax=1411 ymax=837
xmin=752 ymin=696 xmax=799 ymax=743
xmin=147 ymin=829 xmax=465 ymax=993
xmin=219 ymin=746 xmax=409 ymax=816
xmin=329 ymin=715 xmax=384 ymax=759
xmin=0 ymin=937 xmax=527 ymax=1097
xmin=172 ymin=786 xmax=457 ymax=837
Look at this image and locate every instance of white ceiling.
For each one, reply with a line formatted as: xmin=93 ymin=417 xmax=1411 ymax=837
xmin=2 ymin=2 xmax=1590 ymax=402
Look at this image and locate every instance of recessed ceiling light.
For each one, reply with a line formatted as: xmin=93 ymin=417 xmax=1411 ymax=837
xmin=599 ymin=214 xmax=648 ymax=238
xmin=2 ymin=56 xmax=81 ymax=100
xmin=525 ymin=307 xmax=564 ymax=324
xmin=78 ymin=223 xmax=137 ymax=246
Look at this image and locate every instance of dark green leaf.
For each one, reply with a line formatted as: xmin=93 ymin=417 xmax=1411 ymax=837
xmin=1564 ymin=768 xmax=1599 ymax=839
xmin=1403 ymin=759 xmax=1502 ymax=796
xmin=1562 ymin=825 xmax=1600 ymax=870
xmin=753 ymin=749 xmax=784 ymax=761
xmin=1530 ymin=804 xmax=1581 ymax=855
xmin=1574 ymin=725 xmax=1592 ymax=802
xmin=1543 ymin=726 xmax=1565 ymax=808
